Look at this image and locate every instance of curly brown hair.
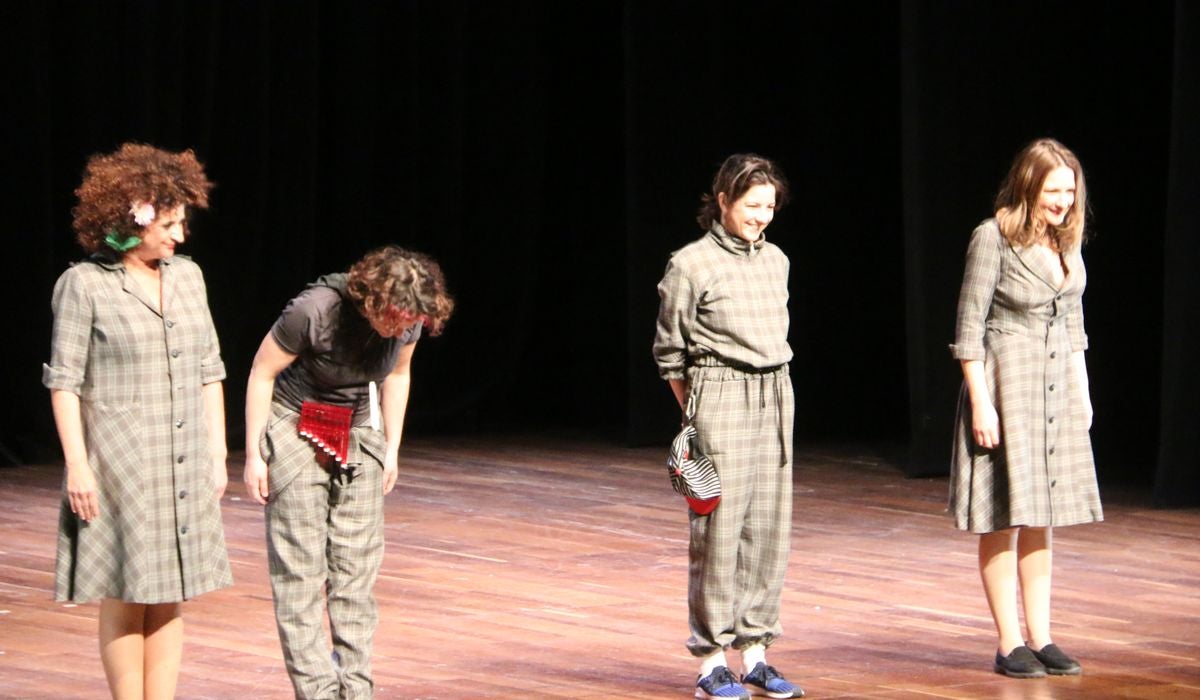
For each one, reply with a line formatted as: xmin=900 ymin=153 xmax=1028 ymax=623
xmin=696 ymin=153 xmax=790 ymax=230
xmin=346 ymin=245 xmax=455 ymax=337
xmin=72 ymin=142 xmax=214 ymax=254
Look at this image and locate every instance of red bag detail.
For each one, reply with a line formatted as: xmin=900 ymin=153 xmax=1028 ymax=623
xmin=298 ymin=401 xmax=353 ymax=464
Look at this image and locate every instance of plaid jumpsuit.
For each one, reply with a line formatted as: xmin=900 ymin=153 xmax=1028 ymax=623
xmin=654 ymin=223 xmax=795 ymax=655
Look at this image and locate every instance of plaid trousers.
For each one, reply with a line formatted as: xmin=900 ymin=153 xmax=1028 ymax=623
xmin=263 ymin=403 xmax=385 ymax=700
xmin=685 ymin=363 xmax=794 ymax=656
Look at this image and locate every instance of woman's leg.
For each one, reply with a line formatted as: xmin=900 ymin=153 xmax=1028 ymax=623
xmin=326 ymin=462 xmax=384 ymax=700
xmin=687 ymin=378 xmax=754 ymax=659
xmin=143 ymin=602 xmax=183 ymax=700
xmin=1017 ymin=526 xmax=1053 ymax=649
xmin=978 ymin=529 xmax=1024 ymax=654
xmin=731 ymin=373 xmax=793 ymax=656
xmin=267 ymin=462 xmax=338 ymax=700
xmin=98 ymin=598 xmax=145 ymax=700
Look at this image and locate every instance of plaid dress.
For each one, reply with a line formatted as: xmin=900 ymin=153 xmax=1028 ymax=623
xmin=654 ymin=223 xmax=795 ymax=655
xmin=949 ymin=219 xmax=1102 ymax=533
xmin=43 ymin=256 xmax=232 ymax=603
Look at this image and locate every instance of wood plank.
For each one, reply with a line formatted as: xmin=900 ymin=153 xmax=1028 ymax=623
xmin=0 ymin=437 xmax=1197 ymax=698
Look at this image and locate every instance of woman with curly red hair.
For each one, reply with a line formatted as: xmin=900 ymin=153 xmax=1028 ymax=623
xmin=43 ymin=143 xmax=231 ymax=699
xmin=242 ymin=245 xmax=453 ymax=699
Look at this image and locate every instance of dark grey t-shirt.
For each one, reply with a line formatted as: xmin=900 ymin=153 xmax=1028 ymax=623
xmin=270 ymin=274 xmax=421 ymax=424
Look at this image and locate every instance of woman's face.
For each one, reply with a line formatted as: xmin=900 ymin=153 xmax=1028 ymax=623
xmin=129 ymin=204 xmax=187 ymax=264
xmin=719 ymin=184 xmax=777 ymax=242
xmin=368 ymin=306 xmax=424 ymax=338
xmin=1036 ymin=165 xmax=1076 ymax=228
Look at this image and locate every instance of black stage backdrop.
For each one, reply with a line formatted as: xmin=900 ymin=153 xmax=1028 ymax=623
xmin=3 ymin=1 xmax=1197 ymax=506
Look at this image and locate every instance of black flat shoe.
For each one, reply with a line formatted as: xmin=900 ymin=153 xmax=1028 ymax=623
xmin=1028 ymin=643 xmax=1082 ymax=676
xmin=994 ymin=647 xmax=1047 ymax=678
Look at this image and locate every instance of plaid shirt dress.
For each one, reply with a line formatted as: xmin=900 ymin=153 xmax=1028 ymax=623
xmin=949 ymin=219 xmax=1103 ymax=533
xmin=43 ymin=255 xmax=233 ymax=603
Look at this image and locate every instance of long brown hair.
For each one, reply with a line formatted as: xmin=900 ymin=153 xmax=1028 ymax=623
xmin=696 ymin=153 xmax=790 ymax=230
xmin=994 ymin=138 xmax=1087 ymax=251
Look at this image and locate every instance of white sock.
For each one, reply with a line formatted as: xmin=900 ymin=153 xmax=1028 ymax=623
xmin=699 ymin=650 xmax=728 ymax=677
xmin=742 ymin=644 xmax=766 ymax=673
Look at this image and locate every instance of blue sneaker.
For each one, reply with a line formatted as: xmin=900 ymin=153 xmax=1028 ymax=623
xmin=741 ymin=662 xmax=804 ymax=698
xmin=695 ymin=665 xmax=750 ymax=699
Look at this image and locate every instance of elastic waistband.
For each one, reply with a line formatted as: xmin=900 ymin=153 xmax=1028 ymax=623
xmin=690 ymin=358 xmax=789 ymax=375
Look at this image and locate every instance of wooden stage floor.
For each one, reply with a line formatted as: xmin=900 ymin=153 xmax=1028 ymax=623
xmin=2 ymin=437 xmax=1198 ymax=699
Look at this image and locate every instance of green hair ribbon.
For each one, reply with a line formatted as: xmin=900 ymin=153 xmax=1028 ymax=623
xmin=104 ymin=230 xmax=141 ymax=252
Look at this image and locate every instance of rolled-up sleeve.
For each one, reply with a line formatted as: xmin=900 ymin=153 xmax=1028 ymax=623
xmin=1065 ymin=293 xmax=1088 ymax=353
xmin=42 ymin=267 xmax=92 ymax=394
xmin=949 ymin=222 xmax=1003 ymax=361
xmin=653 ymin=257 xmax=695 ymax=380
xmin=196 ymin=269 xmax=227 ymax=385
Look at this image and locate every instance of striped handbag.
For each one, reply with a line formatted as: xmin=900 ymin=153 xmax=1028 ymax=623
xmin=666 ymin=396 xmax=721 ymax=514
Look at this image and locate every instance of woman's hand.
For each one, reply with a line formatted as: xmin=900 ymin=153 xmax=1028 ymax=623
xmin=1071 ymin=351 xmax=1093 ymax=430
xmin=243 ymin=455 xmax=270 ymax=505
xmin=972 ymin=401 xmax=1001 ymax=449
xmin=212 ymin=456 xmax=229 ymax=499
xmin=960 ymin=360 xmax=1000 ymax=449
xmin=382 ymin=451 xmax=399 ymax=495
xmin=66 ymin=461 xmax=100 ymax=522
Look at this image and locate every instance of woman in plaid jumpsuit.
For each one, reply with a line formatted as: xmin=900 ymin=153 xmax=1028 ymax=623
xmin=655 ymin=154 xmax=804 ymax=700
xmin=243 ymin=245 xmax=453 ymax=699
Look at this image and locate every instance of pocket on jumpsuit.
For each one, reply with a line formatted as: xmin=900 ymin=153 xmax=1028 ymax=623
xmin=262 ymin=407 xmax=307 ymax=496
xmin=356 ymin=428 xmax=388 ymax=469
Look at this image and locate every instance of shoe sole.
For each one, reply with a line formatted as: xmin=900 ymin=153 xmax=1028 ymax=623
xmin=694 ymin=691 xmax=750 ymax=700
xmin=993 ymin=664 xmax=1047 ymax=679
xmin=1044 ymin=667 xmax=1082 ymax=676
xmin=747 ymin=689 xmax=804 ymax=699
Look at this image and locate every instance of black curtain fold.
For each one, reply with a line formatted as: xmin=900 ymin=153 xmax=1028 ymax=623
xmin=3 ymin=0 xmax=1197 ymax=503
xmin=623 ymin=1 xmax=905 ymax=449
xmin=898 ymin=1 xmax=1176 ymax=489
xmin=1155 ymin=0 xmax=1200 ymax=507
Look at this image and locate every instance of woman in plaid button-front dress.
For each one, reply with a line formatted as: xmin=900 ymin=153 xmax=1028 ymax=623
xmin=44 ymin=144 xmax=232 ymax=699
xmin=655 ymin=154 xmax=805 ymax=700
xmin=950 ymin=139 xmax=1101 ymax=678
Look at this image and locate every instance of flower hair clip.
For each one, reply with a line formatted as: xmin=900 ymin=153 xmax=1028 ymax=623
xmin=130 ymin=201 xmax=156 ymax=227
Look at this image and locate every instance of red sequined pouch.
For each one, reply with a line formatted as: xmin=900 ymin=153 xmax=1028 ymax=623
xmin=298 ymin=401 xmax=354 ymax=465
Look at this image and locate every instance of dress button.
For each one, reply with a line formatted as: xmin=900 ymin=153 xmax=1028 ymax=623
xmin=1049 ymin=447 xmax=1056 ymax=455
xmin=1048 ymin=416 xmax=1055 ymax=424
xmin=1048 ymin=321 xmax=1055 ymax=327
xmin=179 ymin=489 xmax=188 ymax=499
xmin=1051 ymin=480 xmax=1057 ymax=488
xmin=171 ymin=349 xmax=181 ymax=358
xmin=177 ymin=455 xmax=186 ymax=463
xmin=1050 ymin=352 xmax=1057 ymax=359
xmin=175 ymin=419 xmax=185 ymax=428
xmin=1049 ymin=384 xmax=1055 ymax=392
xmin=165 ymin=320 xmax=175 ymax=328
xmin=180 ymin=525 xmax=189 ymax=535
